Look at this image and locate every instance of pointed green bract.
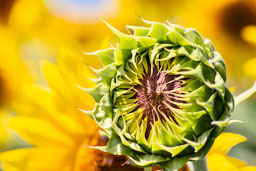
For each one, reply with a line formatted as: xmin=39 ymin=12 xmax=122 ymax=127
xmin=82 ymin=20 xmax=236 ymax=170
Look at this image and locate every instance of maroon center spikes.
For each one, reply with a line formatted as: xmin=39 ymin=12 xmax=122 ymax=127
xmin=135 ymin=67 xmax=183 ymax=137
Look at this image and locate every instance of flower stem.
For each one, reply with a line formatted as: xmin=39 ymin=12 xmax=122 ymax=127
xmin=187 ymin=157 xmax=208 ymax=171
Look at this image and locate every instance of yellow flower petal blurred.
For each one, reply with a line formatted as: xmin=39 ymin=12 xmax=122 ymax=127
xmin=7 ymin=0 xmax=139 ymax=52
xmin=243 ymin=58 xmax=256 ymax=78
xmin=0 ymin=148 xmax=30 ymax=171
xmin=241 ymin=25 xmax=256 ymax=45
xmin=0 ymin=113 xmax=8 ymax=149
xmin=9 ymin=0 xmax=42 ymax=30
xmin=40 ymin=49 xmax=96 ymax=111
xmin=207 ymin=133 xmax=256 ymax=171
xmin=3 ymin=0 xmax=141 ymax=85
xmin=0 ymin=48 xmax=141 ymax=171
xmin=0 ymin=0 xmax=16 ymax=24
xmin=0 ymin=27 xmax=32 ymax=104
xmin=229 ymin=86 xmax=236 ymax=94
xmin=0 ymin=26 xmax=33 ymax=150
xmin=170 ymin=0 xmax=256 ymax=79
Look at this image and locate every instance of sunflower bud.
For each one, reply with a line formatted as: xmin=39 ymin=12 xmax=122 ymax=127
xmin=82 ymin=20 xmax=234 ymax=170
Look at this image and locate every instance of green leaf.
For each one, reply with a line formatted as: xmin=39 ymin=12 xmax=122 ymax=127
xmin=204 ymin=39 xmax=216 ymax=52
xmin=127 ymin=26 xmax=150 ymax=36
xmin=147 ymin=23 xmax=169 ymax=41
xmin=135 ymin=36 xmax=157 ymax=47
xmin=184 ymin=28 xmax=205 ymax=48
xmin=103 ymin=21 xmax=137 ymax=49
xmin=85 ymin=48 xmax=115 ymax=66
xmin=79 ymin=104 xmax=112 ymax=134
xmin=167 ymin=29 xmax=192 ymax=46
xmin=160 ymin=156 xmax=190 ymax=171
xmin=78 ymin=82 xmax=108 ymax=102
xmin=96 ymin=63 xmax=117 ymax=87
xmin=95 ymin=134 xmax=134 ymax=156
xmin=214 ymin=60 xmax=226 ymax=82
xmin=114 ymin=49 xmax=131 ymax=66
xmin=156 ymin=143 xmax=189 ymax=157
xmin=182 ymin=128 xmax=213 ymax=152
xmin=129 ymin=153 xmax=169 ymax=167
xmin=196 ymin=92 xmax=218 ymax=120
xmin=211 ymin=119 xmax=229 ymax=128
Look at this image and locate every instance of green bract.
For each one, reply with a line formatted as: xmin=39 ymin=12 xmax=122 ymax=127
xmin=82 ymin=20 xmax=234 ymax=170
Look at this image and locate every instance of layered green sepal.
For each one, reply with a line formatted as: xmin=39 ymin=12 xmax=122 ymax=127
xmin=81 ymin=20 xmax=237 ymax=170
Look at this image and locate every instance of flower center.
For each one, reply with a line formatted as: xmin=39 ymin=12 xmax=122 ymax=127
xmin=135 ymin=67 xmax=182 ymax=136
xmin=0 ymin=0 xmax=16 ymax=24
xmin=219 ymin=1 xmax=256 ymax=38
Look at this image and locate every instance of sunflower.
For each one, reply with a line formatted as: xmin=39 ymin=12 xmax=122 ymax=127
xmin=207 ymin=132 xmax=256 ymax=171
xmin=0 ymin=26 xmax=32 ymax=150
xmin=171 ymin=0 xmax=256 ymax=80
xmin=7 ymin=0 xmax=142 ymax=52
xmin=240 ymin=25 xmax=256 ymax=79
xmin=0 ymin=49 xmax=142 ymax=171
xmin=0 ymin=27 xmax=32 ymax=106
xmin=0 ymin=112 xmax=8 ymax=149
xmin=0 ymin=0 xmax=16 ymax=24
xmin=3 ymin=0 xmax=147 ymax=83
xmin=242 ymin=25 xmax=256 ymax=45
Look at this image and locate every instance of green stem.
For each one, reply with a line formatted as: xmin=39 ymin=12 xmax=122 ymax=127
xmin=187 ymin=157 xmax=208 ymax=171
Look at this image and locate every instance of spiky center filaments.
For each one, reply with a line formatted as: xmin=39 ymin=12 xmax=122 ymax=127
xmin=136 ymin=68 xmax=182 ymax=127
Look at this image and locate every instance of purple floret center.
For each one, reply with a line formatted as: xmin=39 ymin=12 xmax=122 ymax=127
xmin=135 ymin=67 xmax=183 ymax=137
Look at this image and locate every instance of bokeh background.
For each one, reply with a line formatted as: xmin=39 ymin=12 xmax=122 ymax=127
xmin=0 ymin=0 xmax=256 ymax=167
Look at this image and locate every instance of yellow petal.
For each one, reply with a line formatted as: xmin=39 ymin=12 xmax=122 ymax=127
xmin=9 ymin=0 xmax=42 ymax=31
xmin=25 ymin=147 xmax=74 ymax=171
xmin=12 ymin=85 xmax=58 ymax=118
xmin=0 ymin=114 xmax=7 ymax=149
xmin=243 ymin=58 xmax=256 ymax=78
xmin=40 ymin=60 xmax=75 ymax=102
xmin=241 ymin=166 xmax=256 ymax=171
xmin=10 ymin=117 xmax=76 ymax=148
xmin=40 ymin=59 xmax=95 ymax=111
xmin=0 ymin=148 xmax=31 ymax=171
xmin=57 ymin=47 xmax=97 ymax=87
xmin=11 ymin=85 xmax=90 ymax=141
xmin=229 ymin=86 xmax=236 ymax=94
xmin=208 ymin=133 xmax=246 ymax=155
xmin=0 ymin=147 xmax=74 ymax=171
xmin=208 ymin=153 xmax=247 ymax=171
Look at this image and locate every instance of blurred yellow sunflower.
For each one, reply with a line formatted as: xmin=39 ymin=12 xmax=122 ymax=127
xmin=0 ymin=49 xmax=141 ymax=171
xmin=241 ymin=25 xmax=256 ymax=45
xmin=207 ymin=133 xmax=256 ymax=171
xmin=0 ymin=0 xmax=16 ymax=24
xmin=0 ymin=26 xmax=32 ymax=150
xmin=171 ymin=0 xmax=256 ymax=80
xmin=7 ymin=0 xmax=144 ymax=51
xmin=3 ymin=0 xmax=148 ymax=84
xmin=241 ymin=25 xmax=256 ymax=79
xmin=0 ymin=27 xmax=32 ymax=106
xmin=0 ymin=112 xmax=9 ymax=149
